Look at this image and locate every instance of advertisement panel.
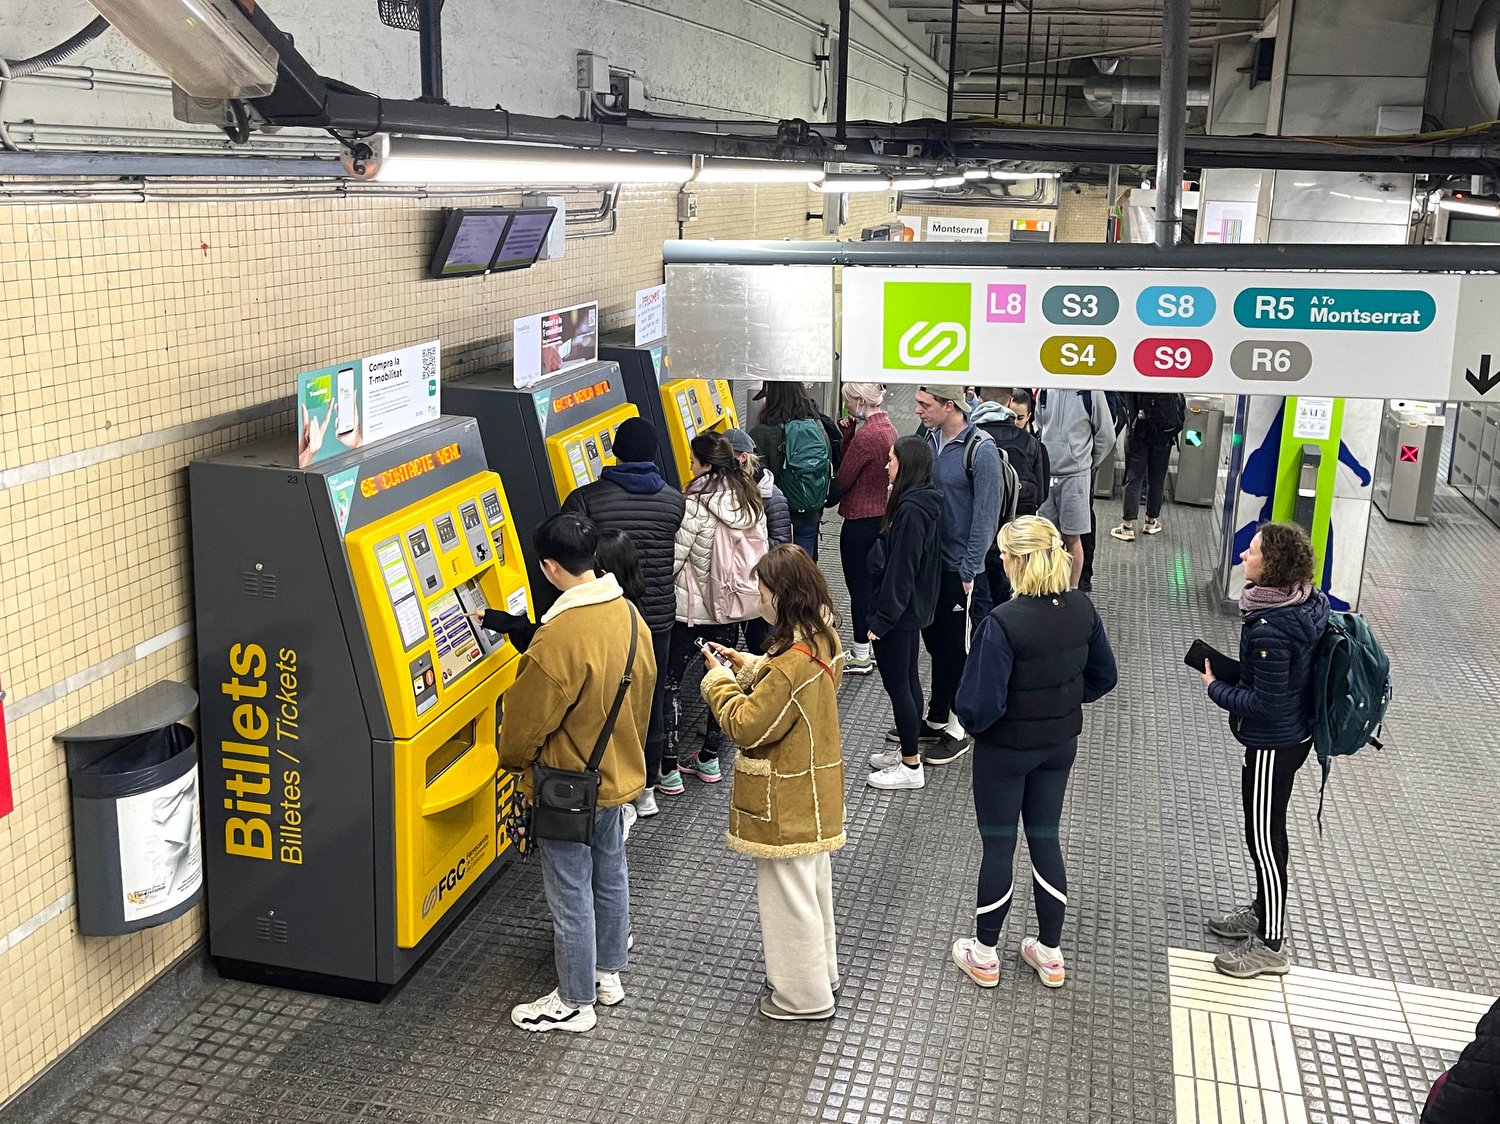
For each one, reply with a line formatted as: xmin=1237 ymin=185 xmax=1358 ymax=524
xmin=296 ymin=340 xmax=442 ymax=467
xmin=513 ymin=301 xmax=600 ymax=388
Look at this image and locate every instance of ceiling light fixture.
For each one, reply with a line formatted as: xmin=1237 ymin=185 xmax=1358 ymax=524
xmin=931 ymin=175 xmax=967 ymax=188
xmin=988 ymin=170 xmax=1062 ymax=181
xmin=1439 ymin=195 xmax=1500 ymax=217
xmin=891 ymin=176 xmax=937 ymax=191
xmin=694 ymin=159 xmax=825 ymax=185
xmin=86 ymin=0 xmax=280 ymax=98
xmin=813 ymin=175 xmax=894 ymax=194
xmin=963 ymin=168 xmax=993 ymax=181
xmin=345 ymin=135 xmax=696 ymax=185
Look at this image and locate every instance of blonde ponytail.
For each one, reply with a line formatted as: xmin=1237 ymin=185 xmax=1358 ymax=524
xmin=999 ymin=515 xmax=1073 ymax=597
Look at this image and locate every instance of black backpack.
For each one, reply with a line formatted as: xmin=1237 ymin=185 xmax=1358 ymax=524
xmin=1136 ymin=393 xmax=1186 ymax=440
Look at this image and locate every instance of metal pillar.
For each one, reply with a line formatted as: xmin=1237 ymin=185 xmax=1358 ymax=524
xmin=992 ymin=0 xmax=1008 ymax=118
xmin=946 ymin=0 xmax=961 ymax=121
xmin=1154 ymin=0 xmax=1191 ymax=247
xmin=1023 ymin=4 xmax=1036 ymax=121
xmin=836 ymin=0 xmax=851 ymax=142
xmin=418 ymin=0 xmax=445 ymax=103
xmin=1105 ymin=106 xmax=1122 ymax=242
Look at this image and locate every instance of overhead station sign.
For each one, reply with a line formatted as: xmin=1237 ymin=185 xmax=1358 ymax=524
xmin=843 ymin=268 xmax=1500 ymax=402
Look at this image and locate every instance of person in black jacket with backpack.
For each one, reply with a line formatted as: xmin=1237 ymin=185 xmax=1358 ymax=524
xmin=1423 ymin=998 xmax=1500 ymax=1123
xmin=1110 ymin=392 xmax=1185 ymax=542
xmin=950 ymin=516 xmax=1117 ymax=990
xmin=562 ymin=417 xmax=686 ymax=819
xmin=1200 ymin=521 xmax=1330 ymax=981
xmin=864 ymin=436 xmax=945 ymax=792
xmin=969 ymin=387 xmax=1047 ymax=627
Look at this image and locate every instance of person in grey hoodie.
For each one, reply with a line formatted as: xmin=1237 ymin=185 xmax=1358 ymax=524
xmin=1035 ymin=390 xmax=1116 ymax=589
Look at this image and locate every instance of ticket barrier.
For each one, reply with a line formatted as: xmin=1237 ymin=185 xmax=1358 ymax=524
xmin=446 ymin=360 xmax=638 ymax=606
xmin=189 ymin=418 xmax=532 ymax=996
xmin=1373 ymin=401 xmax=1444 ymax=525
xmin=1173 ymin=395 xmax=1225 ymax=507
xmin=601 ymin=331 xmax=738 ymax=489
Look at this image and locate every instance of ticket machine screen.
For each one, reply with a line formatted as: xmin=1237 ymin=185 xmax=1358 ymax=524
xmin=429 ymin=590 xmax=485 ymax=686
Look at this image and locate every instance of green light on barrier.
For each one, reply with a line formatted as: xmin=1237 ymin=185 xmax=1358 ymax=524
xmin=1185 ymin=429 xmax=1203 ymax=448
xmin=1231 ymin=432 xmax=1243 ymax=447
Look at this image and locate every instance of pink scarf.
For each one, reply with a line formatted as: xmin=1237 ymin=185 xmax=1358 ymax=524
xmin=1239 ymin=582 xmax=1312 ymax=617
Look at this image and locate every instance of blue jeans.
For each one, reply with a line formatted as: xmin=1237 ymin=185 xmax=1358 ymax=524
xmin=791 ymin=511 xmax=820 ymax=559
xmin=537 ymin=804 xmax=630 ymax=1007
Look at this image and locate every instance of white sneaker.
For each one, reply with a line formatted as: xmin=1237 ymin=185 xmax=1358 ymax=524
xmin=621 ymin=802 xmax=637 ymax=842
xmin=868 ymin=748 xmax=901 ymax=770
xmin=595 ymin=971 xmax=625 ymax=1006
xmin=511 ymin=989 xmax=596 ymax=1033
xmin=634 ymin=789 xmax=659 ymax=818
xmin=1019 ymin=937 xmax=1066 ymax=988
xmin=866 ymin=762 xmax=925 ymax=790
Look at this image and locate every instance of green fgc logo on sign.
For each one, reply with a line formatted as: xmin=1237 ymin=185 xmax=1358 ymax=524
xmin=882 ymin=281 xmax=972 ymax=372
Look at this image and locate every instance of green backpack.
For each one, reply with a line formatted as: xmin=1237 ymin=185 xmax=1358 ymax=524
xmin=779 ymin=418 xmax=832 ymax=514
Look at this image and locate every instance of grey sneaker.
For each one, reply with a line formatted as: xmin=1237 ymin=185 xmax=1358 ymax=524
xmin=1213 ymin=938 xmax=1291 ymax=979
xmin=1207 ymin=904 xmax=1260 ymax=940
xmin=923 ymin=732 xmax=973 ymax=766
xmin=758 ymin=991 xmax=835 ymax=1021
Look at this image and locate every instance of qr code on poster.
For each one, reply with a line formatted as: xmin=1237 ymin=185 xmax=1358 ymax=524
xmin=421 ymin=344 xmax=438 ymax=381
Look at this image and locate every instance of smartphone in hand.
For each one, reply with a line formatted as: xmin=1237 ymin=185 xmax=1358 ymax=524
xmin=694 ymin=636 xmax=734 ymax=668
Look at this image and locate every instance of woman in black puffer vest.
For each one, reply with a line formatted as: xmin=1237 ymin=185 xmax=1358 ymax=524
xmin=1424 ymin=998 xmax=1500 ymax=1123
xmin=562 ymin=417 xmax=685 ymax=816
xmin=950 ymin=516 xmax=1117 ymax=993
xmin=1201 ymin=521 xmax=1330 ymax=981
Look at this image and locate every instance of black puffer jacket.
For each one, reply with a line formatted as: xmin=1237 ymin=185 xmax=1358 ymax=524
xmin=1424 ymin=998 xmax=1500 ymax=1123
xmin=756 ymin=469 xmax=793 ymax=546
xmin=1208 ymin=588 xmax=1330 ymax=748
xmin=866 ymin=483 xmax=944 ymax=636
xmin=561 ymin=461 xmax=685 ymax=634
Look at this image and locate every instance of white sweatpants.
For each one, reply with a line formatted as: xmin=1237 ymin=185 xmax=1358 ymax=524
xmin=754 ymin=852 xmax=839 ymax=1014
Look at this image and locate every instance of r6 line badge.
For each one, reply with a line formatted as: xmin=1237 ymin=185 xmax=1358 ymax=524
xmin=882 ymin=281 xmax=972 ymax=373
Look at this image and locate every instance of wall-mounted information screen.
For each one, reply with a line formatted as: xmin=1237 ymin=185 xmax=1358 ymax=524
xmin=429 ymin=207 xmax=558 ymax=279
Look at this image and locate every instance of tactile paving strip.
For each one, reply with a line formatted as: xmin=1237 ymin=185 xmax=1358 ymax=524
xmin=48 ymin=483 xmax=1500 ymax=1124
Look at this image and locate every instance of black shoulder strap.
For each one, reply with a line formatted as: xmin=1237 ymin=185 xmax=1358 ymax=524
xmin=586 ymin=609 xmax=639 ymax=773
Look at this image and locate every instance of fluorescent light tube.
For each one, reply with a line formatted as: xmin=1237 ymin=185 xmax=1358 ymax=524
xmin=344 ymin=136 xmax=695 ymax=185
xmin=987 ymin=170 xmax=1061 ymax=181
xmin=931 ymin=175 xmax=966 ymax=188
xmin=86 ymin=0 xmax=279 ymax=98
xmin=963 ymin=169 xmax=992 ymax=181
xmin=695 ymin=159 xmax=824 ymax=184
xmin=891 ymin=177 xmax=936 ymax=191
xmin=813 ymin=175 xmax=893 ymax=194
xmin=1439 ymin=197 xmax=1500 ymax=217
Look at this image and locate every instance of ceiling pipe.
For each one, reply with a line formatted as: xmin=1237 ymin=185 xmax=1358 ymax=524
xmin=848 ymin=0 xmax=951 ymax=86
xmin=1473 ymin=0 xmax=1500 ymax=117
xmin=1083 ymin=75 xmax=1211 ymax=115
xmin=963 ymin=30 xmax=1258 ymax=76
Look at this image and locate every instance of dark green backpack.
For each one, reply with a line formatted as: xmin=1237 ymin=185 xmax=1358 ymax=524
xmin=779 ymin=418 xmax=832 ymax=514
xmin=1311 ymin=611 xmax=1392 ymax=826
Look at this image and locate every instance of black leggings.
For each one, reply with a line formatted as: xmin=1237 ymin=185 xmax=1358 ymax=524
xmin=840 ymin=516 xmax=882 ymax=643
xmin=874 ymin=630 xmax=923 ymax=758
xmin=643 ymin=629 xmax=671 ymax=786
xmin=1241 ymin=742 xmax=1311 ymax=950
xmin=921 ymin=569 xmax=973 ymax=727
xmin=664 ymin=621 xmax=739 ymax=768
xmin=972 ymin=738 xmax=1077 ymax=948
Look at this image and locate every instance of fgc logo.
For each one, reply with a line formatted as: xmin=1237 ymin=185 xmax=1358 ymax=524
xmin=882 ymin=281 xmax=973 ymax=372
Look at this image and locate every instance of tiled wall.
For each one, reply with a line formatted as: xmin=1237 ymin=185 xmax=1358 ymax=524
xmin=900 ymin=185 xmax=1110 ymax=242
xmin=0 ymin=179 xmax=1101 ymax=1101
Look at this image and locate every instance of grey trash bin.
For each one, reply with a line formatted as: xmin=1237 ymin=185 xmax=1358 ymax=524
xmin=56 ymin=681 xmax=202 ymax=936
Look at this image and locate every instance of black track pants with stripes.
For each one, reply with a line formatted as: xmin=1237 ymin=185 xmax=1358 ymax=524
xmin=1240 ymin=741 xmax=1311 ymax=950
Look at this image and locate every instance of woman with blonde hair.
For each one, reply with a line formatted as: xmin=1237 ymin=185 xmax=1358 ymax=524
xmin=699 ymin=544 xmax=846 ymax=1021
xmin=833 ymin=381 xmax=897 ymax=673
xmin=950 ymin=516 xmax=1117 ymax=990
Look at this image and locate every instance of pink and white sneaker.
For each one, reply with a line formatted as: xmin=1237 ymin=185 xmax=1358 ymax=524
xmin=1020 ymin=937 xmax=1066 ymax=988
xmin=951 ymin=938 xmax=1000 ymax=988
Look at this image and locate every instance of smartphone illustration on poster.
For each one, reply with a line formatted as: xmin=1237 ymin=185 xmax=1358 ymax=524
xmin=336 ymin=367 xmax=357 ymax=437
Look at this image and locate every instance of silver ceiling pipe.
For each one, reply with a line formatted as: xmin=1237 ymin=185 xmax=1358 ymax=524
xmin=1083 ymin=76 xmax=1211 ymax=115
xmin=1474 ymin=0 xmax=1500 ymax=117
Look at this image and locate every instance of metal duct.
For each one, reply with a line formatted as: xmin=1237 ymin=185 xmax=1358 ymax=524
xmin=1473 ymin=0 xmax=1500 ymax=117
xmin=1083 ymin=76 xmax=1211 ymax=115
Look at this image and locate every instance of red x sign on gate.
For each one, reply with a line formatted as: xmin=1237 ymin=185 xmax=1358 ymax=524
xmin=1399 ymin=445 xmax=1420 ymax=463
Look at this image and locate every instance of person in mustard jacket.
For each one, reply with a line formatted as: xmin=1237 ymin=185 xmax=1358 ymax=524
xmin=699 ymin=544 xmax=846 ymax=1021
xmin=497 ymin=513 xmax=654 ymax=1035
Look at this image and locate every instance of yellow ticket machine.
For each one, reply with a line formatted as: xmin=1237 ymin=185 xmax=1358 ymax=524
xmin=446 ymin=360 xmax=639 ymax=607
xmin=190 ymin=417 xmax=531 ymax=996
xmin=602 ymin=331 xmax=738 ymax=489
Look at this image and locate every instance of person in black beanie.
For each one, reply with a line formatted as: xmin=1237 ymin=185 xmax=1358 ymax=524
xmin=562 ymin=416 xmax=686 ymax=816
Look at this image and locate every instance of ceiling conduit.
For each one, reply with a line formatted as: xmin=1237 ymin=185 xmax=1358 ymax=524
xmin=1082 ymin=76 xmax=1211 ymax=115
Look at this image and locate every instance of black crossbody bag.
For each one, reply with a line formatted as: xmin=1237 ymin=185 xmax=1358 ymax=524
xmin=531 ymin=614 xmax=639 ymax=846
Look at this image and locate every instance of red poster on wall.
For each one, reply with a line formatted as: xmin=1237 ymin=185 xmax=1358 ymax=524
xmin=0 ymin=674 xmax=12 ymax=819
